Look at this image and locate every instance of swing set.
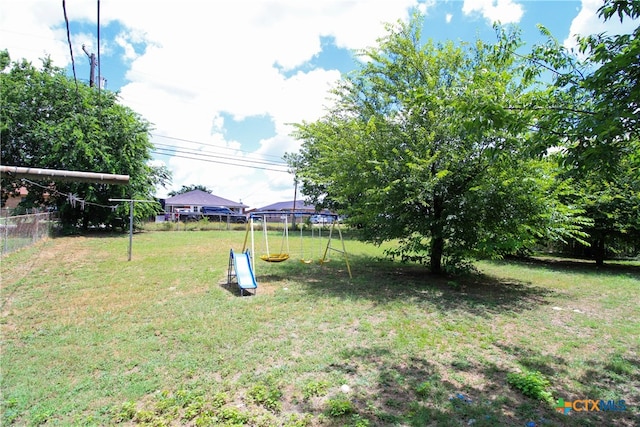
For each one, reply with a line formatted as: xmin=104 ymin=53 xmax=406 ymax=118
xmin=240 ymin=212 xmax=352 ymax=278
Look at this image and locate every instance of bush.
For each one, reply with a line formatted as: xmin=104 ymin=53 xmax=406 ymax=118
xmin=247 ymin=383 xmax=282 ymax=412
xmin=326 ymin=394 xmax=355 ymax=417
xmin=506 ymin=370 xmax=553 ymax=404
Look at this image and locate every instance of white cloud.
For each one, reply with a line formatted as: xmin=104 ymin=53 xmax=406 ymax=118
xmin=2 ymin=0 xmax=426 ymax=208
xmin=446 ymin=13 xmax=453 ymax=24
xmin=0 ymin=2 xmax=68 ymax=66
xmin=563 ymin=0 xmax=639 ymax=53
xmin=462 ymin=0 xmax=524 ymax=24
xmin=109 ymin=1 xmax=421 ymax=207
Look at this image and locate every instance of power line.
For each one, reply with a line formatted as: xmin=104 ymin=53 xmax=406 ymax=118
xmin=151 ymin=149 xmax=290 ymax=173
xmin=61 ymin=0 xmax=78 ymax=96
xmin=97 ymin=0 xmax=101 ymax=93
xmin=151 ymin=133 xmax=287 ymax=162
xmin=152 ymin=143 xmax=287 ymax=168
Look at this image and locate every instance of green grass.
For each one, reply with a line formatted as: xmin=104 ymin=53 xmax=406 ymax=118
xmin=1 ymin=229 xmax=638 ymax=426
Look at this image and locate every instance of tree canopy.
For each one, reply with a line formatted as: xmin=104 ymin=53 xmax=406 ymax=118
xmin=168 ymin=185 xmax=212 ymax=197
xmin=526 ymin=0 xmax=640 ymax=264
xmin=289 ymin=16 xmax=587 ymax=273
xmin=0 ymin=51 xmax=170 ymax=230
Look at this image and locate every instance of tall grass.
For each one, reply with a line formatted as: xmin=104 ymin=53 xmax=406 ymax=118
xmin=1 ymin=230 xmax=638 ymax=426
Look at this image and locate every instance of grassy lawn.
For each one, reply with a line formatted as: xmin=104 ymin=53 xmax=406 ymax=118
xmin=1 ymin=229 xmax=638 ymax=426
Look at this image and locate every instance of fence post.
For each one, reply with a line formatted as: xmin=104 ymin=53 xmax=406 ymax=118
xmin=3 ymin=208 xmax=8 ymax=255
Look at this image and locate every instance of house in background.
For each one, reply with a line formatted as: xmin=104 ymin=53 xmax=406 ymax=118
xmin=1 ymin=187 xmax=50 ymax=215
xmin=163 ymin=190 xmax=247 ymax=215
xmin=253 ymin=200 xmax=316 ymax=214
xmin=2 ymin=187 xmax=29 ymax=210
xmin=251 ymin=200 xmax=334 ymax=223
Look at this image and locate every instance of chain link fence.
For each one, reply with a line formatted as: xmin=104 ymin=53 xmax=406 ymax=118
xmin=1 ymin=211 xmax=53 ymax=256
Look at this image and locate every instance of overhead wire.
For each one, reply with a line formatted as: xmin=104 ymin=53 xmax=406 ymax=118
xmin=61 ymin=0 xmax=78 ymax=96
xmin=152 ymin=142 xmax=287 ymax=168
xmin=150 ymin=133 xmax=287 ymax=162
xmin=151 ymin=148 xmax=290 ymax=173
xmin=97 ymin=0 xmax=101 ymax=93
xmin=149 ymin=133 xmax=293 ymax=173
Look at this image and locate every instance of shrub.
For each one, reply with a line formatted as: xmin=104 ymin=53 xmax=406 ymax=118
xmin=247 ymin=383 xmax=283 ymax=412
xmin=302 ymin=380 xmax=330 ymax=400
xmin=326 ymin=395 xmax=355 ymax=417
xmin=506 ymin=370 xmax=553 ymax=404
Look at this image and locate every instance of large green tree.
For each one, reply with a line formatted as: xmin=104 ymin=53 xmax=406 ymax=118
xmin=527 ymin=0 xmax=640 ymax=263
xmin=0 ymin=52 xmax=170 ymax=230
xmin=289 ymin=15 xmax=584 ymax=273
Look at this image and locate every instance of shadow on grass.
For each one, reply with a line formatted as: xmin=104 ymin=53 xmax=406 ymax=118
xmin=320 ymin=343 xmax=639 ymax=426
xmin=492 ymin=343 xmax=569 ymax=378
xmin=579 ymin=354 xmax=640 ymax=404
xmin=494 ymin=256 xmax=640 ymax=278
xmin=315 ymin=345 xmax=561 ymax=427
xmin=271 ymin=254 xmax=556 ymax=317
xmin=218 ymin=279 xmax=258 ymax=297
xmin=490 ymin=344 xmax=640 ymax=427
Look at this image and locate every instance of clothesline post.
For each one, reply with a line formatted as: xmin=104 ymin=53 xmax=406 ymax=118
xmin=109 ymin=198 xmax=157 ymax=261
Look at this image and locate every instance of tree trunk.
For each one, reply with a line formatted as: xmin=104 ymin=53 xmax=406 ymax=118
xmin=430 ymin=235 xmax=444 ymax=274
xmin=594 ymin=237 xmax=605 ymax=267
xmin=430 ymin=195 xmax=444 ymax=274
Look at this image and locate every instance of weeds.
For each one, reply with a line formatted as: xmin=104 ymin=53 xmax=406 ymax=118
xmin=302 ymin=380 xmax=330 ymax=400
xmin=247 ymin=382 xmax=283 ymax=412
xmin=326 ymin=394 xmax=355 ymax=417
xmin=506 ymin=370 xmax=554 ymax=404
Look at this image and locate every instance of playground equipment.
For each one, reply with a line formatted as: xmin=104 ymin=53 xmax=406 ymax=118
xmin=320 ymin=220 xmax=352 ymax=279
xmin=235 ymin=212 xmax=352 ymax=283
xmin=227 ymin=249 xmax=258 ymax=296
xmin=299 ymin=222 xmax=313 ymax=264
xmin=299 ymin=219 xmax=328 ymax=264
xmin=259 ymin=215 xmax=290 ymax=262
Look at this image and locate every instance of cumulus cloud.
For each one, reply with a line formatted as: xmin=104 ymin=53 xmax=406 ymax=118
xmin=462 ymin=0 xmax=524 ymax=24
xmin=107 ymin=1 xmax=421 ymax=205
xmin=563 ymin=0 xmax=639 ymax=53
xmin=1 ymin=0 xmax=434 ymax=207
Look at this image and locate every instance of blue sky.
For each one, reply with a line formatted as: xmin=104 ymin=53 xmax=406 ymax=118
xmin=1 ymin=0 xmax=637 ymax=208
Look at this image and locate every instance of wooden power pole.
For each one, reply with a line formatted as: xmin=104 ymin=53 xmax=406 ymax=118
xmin=82 ymin=44 xmax=96 ymax=87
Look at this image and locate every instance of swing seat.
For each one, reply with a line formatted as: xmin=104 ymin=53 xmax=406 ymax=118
xmin=260 ymin=253 xmax=290 ymax=263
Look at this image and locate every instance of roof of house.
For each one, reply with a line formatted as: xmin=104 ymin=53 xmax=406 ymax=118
xmin=164 ymin=190 xmax=247 ymax=208
xmin=254 ymin=200 xmax=316 ymax=212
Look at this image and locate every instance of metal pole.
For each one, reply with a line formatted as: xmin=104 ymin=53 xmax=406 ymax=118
xmin=128 ymin=200 xmax=133 ymax=261
xmin=0 ymin=165 xmax=129 ymax=185
xmin=251 ymin=217 xmax=255 ymax=274
xmin=3 ymin=208 xmax=8 ymax=255
xmin=292 ymin=179 xmax=298 ymax=231
xmin=109 ymin=198 xmax=157 ymax=261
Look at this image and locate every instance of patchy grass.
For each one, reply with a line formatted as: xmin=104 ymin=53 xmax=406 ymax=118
xmin=1 ymin=230 xmax=638 ymax=426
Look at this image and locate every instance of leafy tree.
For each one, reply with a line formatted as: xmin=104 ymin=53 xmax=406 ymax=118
xmin=526 ymin=0 xmax=640 ymax=263
xmin=289 ymin=15 xmax=584 ymax=273
xmin=0 ymin=52 xmax=170 ymax=230
xmin=167 ymin=185 xmax=212 ymax=197
xmin=560 ymin=156 xmax=640 ymax=264
xmin=527 ymin=0 xmax=639 ymax=172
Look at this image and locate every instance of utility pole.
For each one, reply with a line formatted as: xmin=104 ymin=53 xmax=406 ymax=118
xmin=82 ymin=44 xmax=96 ymax=87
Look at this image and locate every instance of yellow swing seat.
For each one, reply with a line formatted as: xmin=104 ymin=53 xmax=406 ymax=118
xmin=260 ymin=253 xmax=290 ymax=263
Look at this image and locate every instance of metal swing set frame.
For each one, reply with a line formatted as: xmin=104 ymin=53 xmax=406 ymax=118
xmin=241 ymin=211 xmax=352 ymax=279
